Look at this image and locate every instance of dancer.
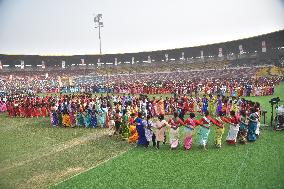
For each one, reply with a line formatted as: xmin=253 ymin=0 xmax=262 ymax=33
xmin=135 ymin=112 xmax=147 ymax=147
xmin=238 ymin=110 xmax=248 ymax=144
xmin=128 ymin=113 xmax=138 ymax=143
xmin=143 ymin=114 xmax=156 ymax=147
xmin=114 ymin=109 xmax=122 ymax=135
xmin=183 ymin=113 xmax=200 ymax=150
xmin=168 ymin=112 xmax=184 ymax=149
xmin=121 ymin=109 xmax=129 ymax=139
xmin=216 ymin=95 xmax=222 ymax=116
xmin=155 ymin=114 xmax=169 ymax=149
xmin=201 ymin=95 xmax=208 ymax=115
xmin=50 ymin=104 xmax=58 ymax=127
xmin=198 ymin=110 xmax=220 ymax=150
xmin=214 ymin=111 xmax=226 ymax=148
xmin=62 ymin=109 xmax=71 ymax=127
xmin=247 ymin=108 xmax=259 ymax=142
xmin=225 ymin=110 xmax=240 ymax=145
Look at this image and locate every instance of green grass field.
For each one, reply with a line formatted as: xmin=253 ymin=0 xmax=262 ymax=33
xmin=0 ymin=117 xmax=132 ymax=189
xmin=0 ymin=82 xmax=283 ymax=189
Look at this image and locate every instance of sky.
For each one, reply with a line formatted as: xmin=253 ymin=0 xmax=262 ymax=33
xmin=0 ymin=0 xmax=284 ymax=55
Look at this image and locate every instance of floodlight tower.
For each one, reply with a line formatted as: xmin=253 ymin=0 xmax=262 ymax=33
xmin=94 ymin=14 xmax=108 ymax=94
xmin=94 ymin=14 xmax=103 ymax=54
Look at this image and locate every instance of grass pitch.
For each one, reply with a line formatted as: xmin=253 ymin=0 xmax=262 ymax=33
xmin=53 ymin=82 xmax=284 ymax=189
xmin=54 ymin=130 xmax=283 ymax=189
xmin=0 ymin=82 xmax=283 ymax=189
xmin=0 ymin=116 xmax=132 ymax=189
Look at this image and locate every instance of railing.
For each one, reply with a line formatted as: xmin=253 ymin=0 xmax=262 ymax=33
xmin=0 ymin=51 xmax=281 ymax=73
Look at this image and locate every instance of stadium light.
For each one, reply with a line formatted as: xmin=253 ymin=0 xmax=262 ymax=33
xmin=94 ymin=13 xmax=103 ymax=54
xmin=94 ymin=13 xmax=108 ymax=93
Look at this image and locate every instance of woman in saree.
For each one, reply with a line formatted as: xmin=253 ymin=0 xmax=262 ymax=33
xmin=96 ymin=109 xmax=105 ymax=128
xmin=143 ymin=114 xmax=156 ymax=148
xmin=214 ymin=111 xmax=226 ymax=148
xmin=135 ymin=112 xmax=147 ymax=147
xmin=128 ymin=113 xmax=138 ymax=143
xmin=155 ymin=114 xmax=169 ymax=149
xmin=198 ymin=110 xmax=221 ymax=150
xmin=168 ymin=112 xmax=184 ymax=149
xmin=247 ymin=108 xmax=259 ymax=142
xmin=62 ymin=109 xmax=71 ymax=127
xmin=208 ymin=95 xmax=215 ymax=116
xmin=83 ymin=108 xmax=91 ymax=128
xmin=215 ymin=95 xmax=222 ymax=116
xmin=224 ymin=110 xmax=240 ymax=145
xmin=238 ymin=110 xmax=248 ymax=144
xmin=50 ymin=105 xmax=58 ymax=127
xmin=121 ymin=109 xmax=130 ymax=139
xmin=183 ymin=113 xmax=201 ymax=150
xmin=157 ymin=97 xmax=164 ymax=115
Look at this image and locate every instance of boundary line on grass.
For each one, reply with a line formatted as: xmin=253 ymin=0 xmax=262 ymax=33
xmin=0 ymin=131 xmax=107 ymax=173
xmin=50 ymin=148 xmax=131 ymax=188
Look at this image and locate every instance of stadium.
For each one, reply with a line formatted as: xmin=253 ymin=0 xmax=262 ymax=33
xmin=0 ymin=1 xmax=284 ymax=189
xmin=1 ymin=30 xmax=284 ymax=94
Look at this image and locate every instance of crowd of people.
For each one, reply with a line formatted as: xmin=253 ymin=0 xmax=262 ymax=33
xmin=0 ymin=62 xmax=282 ymax=151
xmin=0 ymin=91 xmax=262 ymax=150
xmin=0 ymin=66 xmax=282 ymax=96
xmin=72 ymin=76 xmax=279 ymax=97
